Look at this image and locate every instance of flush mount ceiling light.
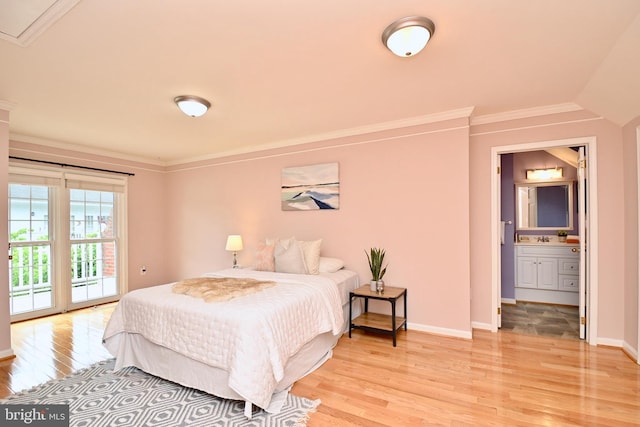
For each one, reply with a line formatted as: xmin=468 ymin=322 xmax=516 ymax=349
xmin=382 ymin=16 xmax=435 ymax=57
xmin=174 ymin=95 xmax=211 ymax=117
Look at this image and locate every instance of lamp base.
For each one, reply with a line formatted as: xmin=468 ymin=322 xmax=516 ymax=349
xmin=232 ymin=252 xmax=239 ymax=268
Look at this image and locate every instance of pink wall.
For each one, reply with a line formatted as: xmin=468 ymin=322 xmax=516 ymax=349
xmin=470 ymin=110 xmax=626 ymax=342
xmin=1 ymin=107 xmax=638 ymax=357
xmin=165 ymin=119 xmax=472 ymax=335
xmin=623 ymin=116 xmax=640 ymax=352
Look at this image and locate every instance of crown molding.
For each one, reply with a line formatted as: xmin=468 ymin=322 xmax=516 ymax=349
xmin=471 ymin=103 xmax=583 ymax=126
xmin=9 ymin=133 xmax=165 ymax=166
xmin=166 ymin=107 xmax=476 ymax=166
xmin=14 ymin=106 xmax=476 ymax=167
xmin=0 ymin=100 xmax=17 ymax=111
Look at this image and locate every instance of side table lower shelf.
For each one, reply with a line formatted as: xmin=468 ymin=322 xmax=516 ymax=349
xmin=349 ymin=286 xmax=407 ymax=347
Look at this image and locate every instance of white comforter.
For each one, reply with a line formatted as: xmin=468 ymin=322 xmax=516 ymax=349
xmin=102 ymin=268 xmax=344 ymax=409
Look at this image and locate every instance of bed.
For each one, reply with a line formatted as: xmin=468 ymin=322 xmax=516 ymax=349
xmin=102 ymin=267 xmax=360 ymax=417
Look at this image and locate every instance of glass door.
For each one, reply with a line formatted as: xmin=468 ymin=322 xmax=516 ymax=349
xmin=8 ymin=184 xmax=56 ymax=318
xmin=69 ymin=189 xmax=119 ymax=305
xmin=8 ymin=166 xmax=127 ymax=321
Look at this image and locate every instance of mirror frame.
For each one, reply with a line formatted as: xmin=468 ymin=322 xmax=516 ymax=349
xmin=515 ymin=180 xmax=574 ymax=231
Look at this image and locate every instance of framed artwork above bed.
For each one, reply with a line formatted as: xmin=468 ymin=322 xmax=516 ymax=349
xmin=281 ymin=162 xmax=339 ymax=211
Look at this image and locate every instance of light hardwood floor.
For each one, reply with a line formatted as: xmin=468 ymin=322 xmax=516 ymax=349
xmin=2 ymin=304 xmax=639 ymax=426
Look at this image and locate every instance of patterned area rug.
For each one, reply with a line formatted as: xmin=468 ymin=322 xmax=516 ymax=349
xmin=1 ymin=359 xmax=319 ymax=426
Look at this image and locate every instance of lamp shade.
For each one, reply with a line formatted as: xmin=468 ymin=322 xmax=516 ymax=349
xmin=225 ymin=235 xmax=243 ymax=252
xmin=174 ymin=95 xmax=211 ymax=117
xmin=382 ymin=16 xmax=435 ymax=57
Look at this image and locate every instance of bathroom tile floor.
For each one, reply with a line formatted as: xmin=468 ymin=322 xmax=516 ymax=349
xmin=500 ymin=301 xmax=580 ymax=340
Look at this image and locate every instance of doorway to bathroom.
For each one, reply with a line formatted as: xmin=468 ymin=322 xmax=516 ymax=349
xmin=491 ymin=137 xmax=598 ymax=343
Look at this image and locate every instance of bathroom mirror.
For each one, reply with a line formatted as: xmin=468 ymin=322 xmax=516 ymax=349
xmin=516 ymin=181 xmax=574 ymax=230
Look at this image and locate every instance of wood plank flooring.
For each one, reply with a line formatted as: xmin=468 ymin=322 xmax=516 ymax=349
xmin=0 ymin=304 xmax=114 ymax=398
xmin=500 ymin=301 xmax=580 ymax=340
xmin=2 ymin=304 xmax=639 ymax=426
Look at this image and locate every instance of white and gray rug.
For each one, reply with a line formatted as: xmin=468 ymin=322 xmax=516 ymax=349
xmin=1 ymin=359 xmax=319 ymax=426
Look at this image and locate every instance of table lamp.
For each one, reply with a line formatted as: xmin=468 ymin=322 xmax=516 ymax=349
xmin=225 ymin=235 xmax=243 ymax=268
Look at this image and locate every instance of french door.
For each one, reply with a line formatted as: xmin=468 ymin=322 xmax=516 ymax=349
xmin=69 ymin=189 xmax=119 ymax=305
xmin=8 ymin=167 xmax=127 ymax=321
xmin=8 ymin=183 xmax=55 ymax=317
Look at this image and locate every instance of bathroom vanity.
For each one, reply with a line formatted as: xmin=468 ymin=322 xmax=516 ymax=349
xmin=515 ymin=243 xmax=580 ymax=306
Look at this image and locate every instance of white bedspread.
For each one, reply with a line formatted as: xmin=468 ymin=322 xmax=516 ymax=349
xmin=102 ymin=268 xmax=344 ymax=410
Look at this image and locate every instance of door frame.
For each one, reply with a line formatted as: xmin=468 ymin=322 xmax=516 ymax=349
xmin=8 ymin=164 xmax=128 ymax=322
xmin=490 ymin=136 xmax=599 ymax=344
xmin=637 ymin=126 xmax=640 ymax=363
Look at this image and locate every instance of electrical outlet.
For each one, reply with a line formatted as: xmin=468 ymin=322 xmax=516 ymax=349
xmin=140 ymin=266 xmax=147 ymax=275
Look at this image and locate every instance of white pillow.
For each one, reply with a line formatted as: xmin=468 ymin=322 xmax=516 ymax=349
xmin=274 ymin=240 xmax=307 ymax=274
xmin=299 ymin=239 xmax=322 ymax=275
xmin=266 ymin=236 xmax=295 ymax=249
xmin=318 ymin=257 xmax=344 ymax=273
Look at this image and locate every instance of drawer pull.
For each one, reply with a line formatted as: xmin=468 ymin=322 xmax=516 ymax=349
xmin=571 ymin=247 xmax=580 ymax=253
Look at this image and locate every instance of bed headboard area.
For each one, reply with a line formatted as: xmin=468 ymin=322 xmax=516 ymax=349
xmin=255 ymin=237 xmax=344 ymax=275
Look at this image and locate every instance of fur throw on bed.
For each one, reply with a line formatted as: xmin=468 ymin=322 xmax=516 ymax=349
xmin=171 ymin=277 xmax=276 ymax=302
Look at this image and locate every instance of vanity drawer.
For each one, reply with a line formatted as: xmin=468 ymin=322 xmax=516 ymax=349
xmin=559 ymin=275 xmax=579 ymax=292
xmin=559 ymin=258 xmax=579 ymax=275
xmin=516 ymin=245 xmax=579 ymax=257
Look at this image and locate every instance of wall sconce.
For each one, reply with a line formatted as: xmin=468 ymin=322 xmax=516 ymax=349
xmin=225 ymin=235 xmax=243 ymax=268
xmin=526 ymin=167 xmax=563 ymax=180
xmin=174 ymin=95 xmax=211 ymax=117
xmin=382 ymin=16 xmax=436 ymax=57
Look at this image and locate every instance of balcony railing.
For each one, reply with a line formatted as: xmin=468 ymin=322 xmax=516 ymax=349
xmin=10 ymin=241 xmax=117 ymax=314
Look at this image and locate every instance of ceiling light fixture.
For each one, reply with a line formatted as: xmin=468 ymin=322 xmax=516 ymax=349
xmin=382 ymin=16 xmax=436 ymax=57
xmin=174 ymin=95 xmax=211 ymax=117
xmin=526 ymin=167 xmax=563 ymax=181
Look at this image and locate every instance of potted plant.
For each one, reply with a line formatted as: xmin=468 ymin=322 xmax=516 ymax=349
xmin=557 ymin=230 xmax=568 ymax=242
xmin=365 ymin=247 xmax=387 ymax=292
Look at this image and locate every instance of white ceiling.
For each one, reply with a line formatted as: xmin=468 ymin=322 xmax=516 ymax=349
xmin=1 ymin=0 xmax=639 ymax=165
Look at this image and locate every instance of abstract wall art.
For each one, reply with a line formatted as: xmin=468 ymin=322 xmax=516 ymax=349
xmin=281 ymin=162 xmax=339 ymax=210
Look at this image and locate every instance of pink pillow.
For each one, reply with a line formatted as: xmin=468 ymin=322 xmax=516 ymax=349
xmin=255 ymin=243 xmax=275 ymax=271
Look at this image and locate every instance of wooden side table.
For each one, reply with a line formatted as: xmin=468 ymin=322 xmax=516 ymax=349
xmin=348 ymin=285 xmax=407 ymax=347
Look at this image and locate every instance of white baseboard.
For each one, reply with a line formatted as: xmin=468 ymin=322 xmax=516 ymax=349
xmin=595 ymin=337 xmax=624 ymax=348
xmin=406 ymin=324 xmax=638 ymax=358
xmin=471 ymin=321 xmax=492 ymax=331
xmin=408 ymin=322 xmax=473 ymax=340
xmin=501 ymin=298 xmax=516 ymax=305
xmin=0 ymin=348 xmax=15 ymax=360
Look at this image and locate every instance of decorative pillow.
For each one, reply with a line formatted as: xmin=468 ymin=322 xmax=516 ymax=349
xmin=299 ymin=239 xmax=322 ymax=275
xmin=274 ymin=240 xmax=308 ymax=274
xmin=254 ymin=242 xmax=275 ymax=271
xmin=318 ymin=257 xmax=345 ymax=273
xmin=266 ymin=236 xmax=295 ymax=250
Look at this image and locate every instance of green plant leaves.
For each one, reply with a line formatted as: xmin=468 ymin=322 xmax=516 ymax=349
xmin=365 ymin=247 xmax=387 ymax=281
